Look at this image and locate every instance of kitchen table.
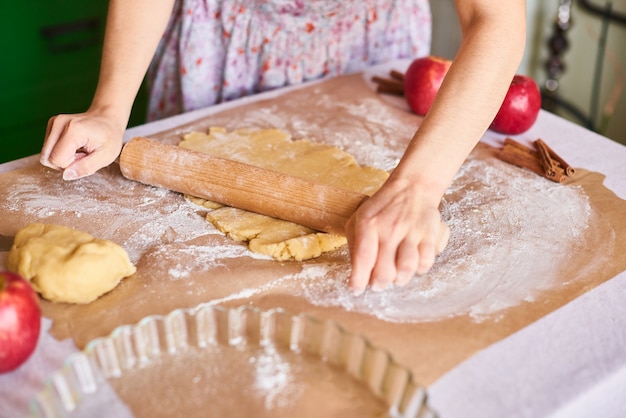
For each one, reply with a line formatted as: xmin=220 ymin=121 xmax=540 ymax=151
xmin=1 ymin=61 xmax=625 ymax=418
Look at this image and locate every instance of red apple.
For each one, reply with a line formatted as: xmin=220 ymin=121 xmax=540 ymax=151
xmin=490 ymin=74 xmax=542 ymax=135
xmin=403 ymin=56 xmax=452 ymax=116
xmin=0 ymin=271 xmax=41 ymax=373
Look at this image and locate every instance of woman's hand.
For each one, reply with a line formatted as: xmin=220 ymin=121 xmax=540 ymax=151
xmin=40 ymin=0 xmax=176 ymax=181
xmin=346 ymin=176 xmax=449 ymax=295
xmin=345 ymin=0 xmax=526 ymax=294
xmin=40 ymin=111 xmax=126 ymax=180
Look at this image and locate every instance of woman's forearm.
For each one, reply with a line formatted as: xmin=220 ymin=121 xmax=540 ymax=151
xmin=89 ymin=0 xmax=176 ymax=127
xmin=392 ymin=0 xmax=527 ymax=200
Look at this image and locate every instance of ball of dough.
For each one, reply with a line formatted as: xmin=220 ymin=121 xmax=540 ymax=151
xmin=7 ymin=223 xmax=136 ymax=304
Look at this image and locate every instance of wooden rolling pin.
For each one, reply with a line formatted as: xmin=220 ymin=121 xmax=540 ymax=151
xmin=119 ymin=137 xmax=370 ymax=235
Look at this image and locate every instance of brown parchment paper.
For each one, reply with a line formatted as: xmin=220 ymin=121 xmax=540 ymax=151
xmin=1 ymin=74 xmax=625 ymax=387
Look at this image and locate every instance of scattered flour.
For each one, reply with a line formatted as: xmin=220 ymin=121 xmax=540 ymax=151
xmin=195 ymin=154 xmax=600 ymax=323
xmin=303 ymin=155 xmax=597 ymax=322
xmin=0 ymin=87 xmax=604 ymax=324
xmin=1 ymin=148 xmax=601 ymax=324
xmin=147 ymin=243 xmax=272 ymax=280
xmin=250 ymin=346 xmax=302 ymax=410
xmin=2 ymin=167 xmax=218 ymax=263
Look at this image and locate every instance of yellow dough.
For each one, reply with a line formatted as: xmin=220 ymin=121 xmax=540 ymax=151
xmin=207 ymin=206 xmax=347 ymax=261
xmin=7 ymin=223 xmax=136 ymax=304
xmin=180 ymin=127 xmax=389 ymax=261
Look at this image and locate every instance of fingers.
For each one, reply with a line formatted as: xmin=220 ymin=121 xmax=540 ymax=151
xmin=41 ymin=115 xmax=72 ymax=170
xmin=40 ymin=113 xmax=124 ymax=181
xmin=370 ymin=235 xmax=402 ymax=291
xmin=437 ymin=221 xmax=450 ymax=253
xmin=414 ymin=219 xmax=445 ymax=275
xmin=347 ymin=216 xmax=378 ymax=295
xmin=61 ymin=143 xmax=122 ymax=180
xmin=41 ymin=115 xmax=91 ymax=172
xmin=347 ymin=208 xmax=449 ymax=294
xmin=62 ymin=155 xmax=97 ymax=181
xmin=413 ymin=220 xmax=450 ymax=276
xmin=393 ymin=236 xmax=420 ymax=286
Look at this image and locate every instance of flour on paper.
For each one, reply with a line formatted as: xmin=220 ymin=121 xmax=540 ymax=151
xmin=0 ymin=165 xmax=217 ymax=265
xmin=180 ymin=127 xmax=389 ymax=261
xmin=203 ymin=151 xmax=600 ymax=323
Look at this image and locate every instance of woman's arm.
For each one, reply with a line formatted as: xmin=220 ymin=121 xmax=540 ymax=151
xmin=40 ymin=0 xmax=175 ymax=180
xmin=347 ymin=0 xmax=527 ymax=293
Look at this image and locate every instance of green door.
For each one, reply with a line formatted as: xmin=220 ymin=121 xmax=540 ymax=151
xmin=0 ymin=1 xmax=147 ymax=164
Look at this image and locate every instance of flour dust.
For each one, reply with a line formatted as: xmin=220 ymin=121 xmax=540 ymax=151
xmin=205 ymin=153 xmax=597 ymax=323
xmin=1 ymin=166 xmax=217 ymax=263
xmin=0 ymin=126 xmax=599 ymax=324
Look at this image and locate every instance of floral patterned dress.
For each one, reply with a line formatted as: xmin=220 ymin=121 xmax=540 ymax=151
xmin=147 ymin=0 xmax=432 ymax=121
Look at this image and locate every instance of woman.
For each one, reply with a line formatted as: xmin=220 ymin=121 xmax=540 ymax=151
xmin=40 ymin=0 xmax=527 ymax=294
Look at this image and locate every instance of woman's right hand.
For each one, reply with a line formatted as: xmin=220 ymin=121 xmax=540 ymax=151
xmin=40 ymin=111 xmax=126 ymax=181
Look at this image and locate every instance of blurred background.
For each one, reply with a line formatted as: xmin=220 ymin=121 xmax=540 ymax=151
xmin=0 ymin=1 xmax=147 ymax=163
xmin=1 ymin=1 xmax=624 ymax=163
xmin=432 ymin=0 xmax=626 ymax=144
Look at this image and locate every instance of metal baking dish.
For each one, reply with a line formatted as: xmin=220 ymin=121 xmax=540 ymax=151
xmin=29 ymin=305 xmax=436 ymax=418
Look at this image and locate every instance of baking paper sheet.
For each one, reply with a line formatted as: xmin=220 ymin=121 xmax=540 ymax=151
xmin=1 ymin=69 xmax=626 ymax=417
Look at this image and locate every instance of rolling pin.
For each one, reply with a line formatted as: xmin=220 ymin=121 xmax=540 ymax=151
xmin=119 ymin=137 xmax=370 ymax=235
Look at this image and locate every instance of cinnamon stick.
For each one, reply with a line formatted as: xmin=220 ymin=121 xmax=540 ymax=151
xmin=371 ymin=70 xmax=406 ymax=96
xmin=534 ymin=139 xmax=558 ymax=178
xmin=371 ymin=75 xmax=405 ymax=96
xmin=498 ymin=138 xmax=567 ymax=183
xmin=389 ymin=69 xmax=405 ymax=82
xmin=375 ymin=84 xmax=405 ymax=96
xmin=504 ymin=137 xmax=534 ymax=153
xmin=534 ymin=138 xmax=576 ymax=176
xmin=499 ymin=141 xmax=545 ymax=178
xmin=372 ymin=75 xmax=404 ymax=89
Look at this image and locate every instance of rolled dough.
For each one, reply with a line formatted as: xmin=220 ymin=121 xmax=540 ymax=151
xmin=7 ymin=223 xmax=136 ymax=304
xmin=180 ymin=127 xmax=389 ymax=261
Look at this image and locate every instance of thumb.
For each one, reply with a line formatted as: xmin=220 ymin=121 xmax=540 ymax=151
xmin=62 ymin=151 xmax=109 ymax=180
xmin=437 ymin=221 xmax=450 ymax=253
